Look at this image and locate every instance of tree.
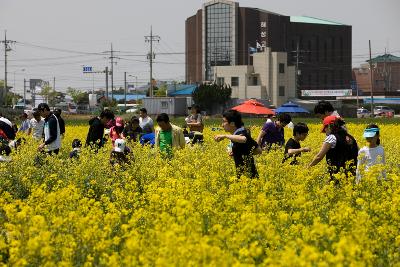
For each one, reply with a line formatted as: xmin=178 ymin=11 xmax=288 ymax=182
xmin=67 ymin=87 xmax=89 ymax=105
xmin=39 ymin=85 xmax=64 ymax=107
xmin=0 ymin=80 xmax=14 ymax=107
xmin=98 ymin=98 xmax=117 ymax=113
xmin=154 ymin=84 xmax=167 ymax=97
xmin=192 ymin=83 xmax=232 ymax=114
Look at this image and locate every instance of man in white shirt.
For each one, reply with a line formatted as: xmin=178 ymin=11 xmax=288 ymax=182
xmin=139 ymin=108 xmax=154 ymax=134
xmin=28 ymin=109 xmax=45 ymax=141
xmin=37 ymin=103 xmax=61 ymax=155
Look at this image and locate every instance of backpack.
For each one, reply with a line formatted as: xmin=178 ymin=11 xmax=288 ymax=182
xmin=326 ymin=132 xmax=358 ymax=174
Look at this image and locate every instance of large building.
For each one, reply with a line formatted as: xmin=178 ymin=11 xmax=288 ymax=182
xmin=186 ymin=0 xmax=352 ymax=99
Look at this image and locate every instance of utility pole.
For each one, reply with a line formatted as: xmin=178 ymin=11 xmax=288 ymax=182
xmin=23 ymin=78 xmax=27 ymax=107
xmin=53 ymin=77 xmax=55 ymax=91
xmin=383 ymin=48 xmax=388 ymax=92
xmin=291 ymin=39 xmax=308 ymax=98
xmin=1 ymin=30 xmax=16 ymax=107
xmin=292 ymin=40 xmax=303 ymax=98
xmin=369 ymin=40 xmax=374 ymax=117
xmin=296 ymin=40 xmax=300 ymax=97
xmin=105 ymin=66 xmax=109 ymax=99
xmin=104 ymin=44 xmax=119 ymax=101
xmin=111 ymin=43 xmax=114 ymax=100
xmin=124 ymin=71 xmax=127 ymax=111
xmin=145 ymin=26 xmax=160 ymax=97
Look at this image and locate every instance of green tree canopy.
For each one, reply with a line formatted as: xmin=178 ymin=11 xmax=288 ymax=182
xmin=67 ymin=87 xmax=89 ymax=105
xmin=192 ymin=83 xmax=232 ymax=114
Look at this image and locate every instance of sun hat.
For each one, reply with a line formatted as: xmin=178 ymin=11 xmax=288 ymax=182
xmin=115 ymin=117 xmax=124 ymax=127
xmin=114 ymin=138 xmax=126 ymax=152
xmin=321 ymin=115 xmax=339 ymax=133
xmin=363 ymin=127 xmax=379 ymax=138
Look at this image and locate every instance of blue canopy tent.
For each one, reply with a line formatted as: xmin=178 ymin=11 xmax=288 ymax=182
xmin=275 ymin=102 xmax=310 ymax=114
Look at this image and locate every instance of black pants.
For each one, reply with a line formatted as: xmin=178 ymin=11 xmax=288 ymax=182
xmin=186 ymin=132 xmax=204 ymax=145
xmin=46 ymin=149 xmax=59 ymax=155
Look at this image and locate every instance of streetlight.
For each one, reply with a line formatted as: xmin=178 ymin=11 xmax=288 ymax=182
xmin=128 ymin=75 xmax=138 ymax=91
xmin=123 ymin=74 xmax=139 ymax=111
xmin=11 ymin=69 xmax=25 ymax=107
xmin=12 ymin=68 xmax=25 ymax=94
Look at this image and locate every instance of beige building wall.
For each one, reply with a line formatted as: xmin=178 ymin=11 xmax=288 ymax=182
xmin=214 ymin=65 xmax=254 ymax=99
xmin=215 ymin=47 xmax=296 ymax=106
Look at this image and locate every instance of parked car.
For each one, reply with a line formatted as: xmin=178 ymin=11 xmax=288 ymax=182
xmin=373 ymin=106 xmax=395 ymax=117
xmin=357 ymin=108 xmax=371 ymax=118
xmin=126 ymin=108 xmax=139 ymax=113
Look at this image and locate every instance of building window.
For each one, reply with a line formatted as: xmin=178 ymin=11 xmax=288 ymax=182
xmin=217 ymin=77 xmax=225 ymax=85
xmin=252 ymin=76 xmax=258 ymax=85
xmin=279 ymin=63 xmax=285 ymax=74
xmin=316 ymin=36 xmax=320 ymax=62
xmin=324 ymin=41 xmax=328 ymax=62
xmin=161 ymin=101 xmax=168 ymax=109
xmin=308 ymin=40 xmax=312 ymax=62
xmin=205 ymin=2 xmax=233 ymax=81
xmin=339 ymin=70 xmax=344 ymax=88
xmin=340 ymin=37 xmax=344 ymax=62
xmin=331 ymin=37 xmax=335 ymax=63
xmin=231 ymin=77 xmax=239 ymax=86
xmin=279 ymin=86 xmax=285 ymax=96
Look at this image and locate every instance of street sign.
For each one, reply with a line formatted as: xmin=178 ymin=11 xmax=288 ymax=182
xmin=301 ymin=89 xmax=353 ymax=97
xmin=83 ymin=66 xmax=93 ymax=73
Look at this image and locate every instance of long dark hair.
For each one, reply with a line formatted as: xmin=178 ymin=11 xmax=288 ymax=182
xmin=366 ymin=124 xmax=380 ymax=145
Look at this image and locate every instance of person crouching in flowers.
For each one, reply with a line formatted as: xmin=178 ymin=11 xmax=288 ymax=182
xmin=110 ymin=138 xmax=132 ymax=167
xmin=356 ymin=124 xmax=386 ymax=183
xmin=109 ymin=117 xmax=125 ymax=147
xmin=69 ymin=139 xmax=82 ymax=160
xmin=214 ymin=110 xmax=262 ymax=179
xmin=282 ymin=122 xmax=311 ymax=165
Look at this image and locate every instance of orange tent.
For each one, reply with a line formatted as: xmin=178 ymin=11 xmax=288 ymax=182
xmin=231 ymin=99 xmax=275 ymax=115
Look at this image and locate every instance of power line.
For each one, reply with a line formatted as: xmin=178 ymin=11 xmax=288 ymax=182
xmin=16 ymin=41 xmax=106 ymax=55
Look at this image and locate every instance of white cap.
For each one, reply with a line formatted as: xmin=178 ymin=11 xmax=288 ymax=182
xmin=114 ymin=138 xmax=126 ymax=152
xmin=0 ymin=117 xmax=12 ymax=127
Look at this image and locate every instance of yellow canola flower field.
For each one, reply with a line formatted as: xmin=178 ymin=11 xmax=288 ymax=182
xmin=1 ymin=122 xmax=400 ymax=266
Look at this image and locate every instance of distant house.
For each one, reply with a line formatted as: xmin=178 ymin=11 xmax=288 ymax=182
xmin=353 ymin=54 xmax=400 ymax=95
xmin=168 ymin=84 xmax=197 ymax=108
xmin=143 ymin=97 xmax=188 ymax=116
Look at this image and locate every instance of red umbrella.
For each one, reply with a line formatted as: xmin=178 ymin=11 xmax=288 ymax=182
xmin=231 ymin=99 xmax=275 ymax=115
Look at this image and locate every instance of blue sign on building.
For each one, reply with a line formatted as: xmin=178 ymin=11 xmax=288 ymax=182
xmin=83 ymin=66 xmax=93 ymax=73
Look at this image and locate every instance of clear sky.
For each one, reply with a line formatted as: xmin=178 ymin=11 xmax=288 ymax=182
xmin=0 ymin=0 xmax=399 ymax=94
